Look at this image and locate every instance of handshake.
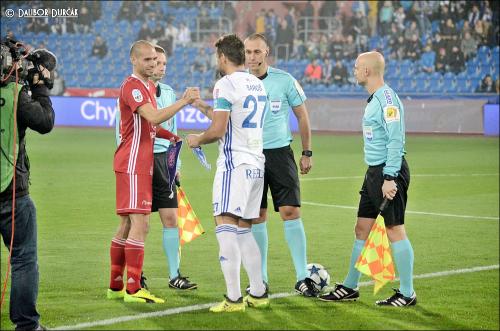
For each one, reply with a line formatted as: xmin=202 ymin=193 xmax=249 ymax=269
xmin=182 ymin=87 xmax=201 ymax=104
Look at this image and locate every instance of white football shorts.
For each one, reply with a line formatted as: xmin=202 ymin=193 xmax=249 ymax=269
xmin=212 ymin=164 xmax=264 ymax=219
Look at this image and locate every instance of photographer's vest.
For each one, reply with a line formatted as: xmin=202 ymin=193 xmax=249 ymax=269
xmin=0 ymin=82 xmax=22 ymax=192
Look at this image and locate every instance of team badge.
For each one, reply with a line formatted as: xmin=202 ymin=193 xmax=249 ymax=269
xmin=363 ymin=126 xmax=373 ymax=141
xmin=383 ymin=106 xmax=400 ymax=123
xmin=270 ymin=100 xmax=282 ymax=113
xmin=132 ymin=89 xmax=143 ymax=102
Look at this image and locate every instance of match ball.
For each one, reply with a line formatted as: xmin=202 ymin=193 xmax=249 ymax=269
xmin=306 ymin=263 xmax=331 ymax=293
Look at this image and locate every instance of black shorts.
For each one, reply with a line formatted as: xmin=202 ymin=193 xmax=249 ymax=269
xmin=357 ymin=158 xmax=410 ymax=226
xmin=152 ymin=152 xmax=178 ymax=212
xmin=260 ymin=145 xmax=301 ymax=212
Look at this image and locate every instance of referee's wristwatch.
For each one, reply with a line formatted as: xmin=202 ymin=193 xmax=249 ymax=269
xmin=302 ymin=150 xmax=313 ymax=157
xmin=383 ymin=174 xmax=396 ymax=181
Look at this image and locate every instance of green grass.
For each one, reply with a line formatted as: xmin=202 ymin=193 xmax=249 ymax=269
xmin=1 ymin=128 xmax=498 ymax=330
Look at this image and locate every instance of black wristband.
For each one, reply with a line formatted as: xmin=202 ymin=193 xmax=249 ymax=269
xmin=302 ymin=150 xmax=312 ymax=157
xmin=383 ymin=174 xmax=396 ymax=181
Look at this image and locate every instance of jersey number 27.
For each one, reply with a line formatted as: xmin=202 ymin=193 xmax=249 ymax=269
xmin=242 ymin=95 xmax=267 ymax=129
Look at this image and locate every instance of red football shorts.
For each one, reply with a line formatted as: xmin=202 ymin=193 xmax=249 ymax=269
xmin=115 ymin=172 xmax=152 ymax=215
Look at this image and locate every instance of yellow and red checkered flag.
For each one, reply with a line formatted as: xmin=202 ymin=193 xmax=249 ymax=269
xmin=177 ymin=186 xmax=205 ymax=245
xmin=355 ymin=199 xmax=395 ymax=294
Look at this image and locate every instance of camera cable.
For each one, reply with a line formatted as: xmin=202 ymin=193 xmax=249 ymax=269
xmin=0 ymin=63 xmax=19 ymax=309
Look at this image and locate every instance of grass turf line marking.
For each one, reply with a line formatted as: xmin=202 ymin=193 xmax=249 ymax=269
xmin=301 ymin=173 xmax=499 ymax=181
xmin=53 ymin=265 xmax=499 ymax=330
xmin=301 ymin=201 xmax=499 ymax=220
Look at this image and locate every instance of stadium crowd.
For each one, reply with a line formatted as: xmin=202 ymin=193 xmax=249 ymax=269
xmin=1 ymin=0 xmax=498 ymax=93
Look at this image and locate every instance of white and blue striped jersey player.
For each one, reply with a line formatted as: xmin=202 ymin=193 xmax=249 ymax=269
xmin=212 ymin=71 xmax=268 ymax=220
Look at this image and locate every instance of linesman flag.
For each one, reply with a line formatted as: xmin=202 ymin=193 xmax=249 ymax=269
xmin=355 ymin=199 xmax=395 ymax=294
xmin=177 ymin=186 xmax=205 ymax=245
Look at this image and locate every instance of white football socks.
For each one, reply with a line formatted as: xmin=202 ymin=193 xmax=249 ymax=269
xmin=215 ymin=224 xmax=241 ymax=301
xmin=238 ymin=227 xmax=266 ymax=297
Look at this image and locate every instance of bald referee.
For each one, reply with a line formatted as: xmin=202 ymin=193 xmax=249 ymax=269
xmin=319 ymin=51 xmax=416 ymax=307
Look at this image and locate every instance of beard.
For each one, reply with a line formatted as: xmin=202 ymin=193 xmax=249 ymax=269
xmin=215 ymin=69 xmax=225 ymax=79
xmin=357 ymin=79 xmax=366 ymax=86
xmin=152 ymin=72 xmax=164 ymax=81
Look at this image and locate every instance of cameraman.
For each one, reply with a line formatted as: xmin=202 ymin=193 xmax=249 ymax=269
xmin=0 ymin=56 xmax=55 ymax=329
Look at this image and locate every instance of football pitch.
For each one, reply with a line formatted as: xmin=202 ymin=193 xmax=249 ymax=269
xmin=1 ymin=127 xmax=498 ymax=330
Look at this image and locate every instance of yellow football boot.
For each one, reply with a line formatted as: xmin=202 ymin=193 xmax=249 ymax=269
xmin=106 ymin=288 xmax=125 ymax=300
xmin=209 ymin=296 xmax=245 ymax=313
xmin=123 ymin=288 xmax=165 ymax=303
xmin=244 ymin=292 xmax=270 ymax=308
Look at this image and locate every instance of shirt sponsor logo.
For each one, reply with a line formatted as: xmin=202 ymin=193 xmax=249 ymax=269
xmin=383 ymin=106 xmax=400 ymax=123
xmin=383 ymin=90 xmax=393 ymax=105
xmin=363 ymin=126 xmax=373 ymax=141
xmin=245 ymin=168 xmax=264 ymax=179
xmin=132 ymin=89 xmax=143 ymax=102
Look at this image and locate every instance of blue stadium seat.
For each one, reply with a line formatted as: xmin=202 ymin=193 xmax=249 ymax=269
xmin=299 ymin=59 xmax=309 ymax=66
xmin=443 ymin=72 xmax=455 ymax=80
xmin=400 ymin=59 xmax=412 ymax=67
xmin=399 ymin=79 xmax=412 ymax=93
xmin=399 ymin=64 xmax=414 ymax=77
xmin=431 ymin=20 xmax=440 ymax=34
xmin=386 ymin=71 xmax=398 ymax=80
xmin=369 ymin=36 xmax=380 ymax=50
xmin=430 ymin=72 xmax=442 ymax=80
xmin=481 ymin=65 xmax=492 ymax=76
xmin=316 ymin=84 xmax=328 ymax=92
xmin=456 ymin=79 xmax=468 ymax=93
xmin=415 ymin=72 xmax=428 ymax=80
xmin=386 ymin=60 xmax=397 ymax=70
xmin=428 ymin=78 xmax=440 ymax=92
xmin=478 ymin=46 xmax=490 ymax=58
xmin=328 ymin=84 xmax=339 ymax=92
xmin=467 ymin=57 xmax=479 ymax=67
xmin=415 ymin=79 xmax=427 ymax=93
xmin=352 ymin=84 xmax=364 ymax=92
xmin=493 ymin=46 xmax=499 ymax=58
xmin=457 ymin=71 xmax=468 ymax=80
xmin=336 ymin=84 xmax=348 ymax=92
xmin=489 ymin=64 xmax=497 ymax=77
xmin=187 ymin=7 xmax=198 ymax=16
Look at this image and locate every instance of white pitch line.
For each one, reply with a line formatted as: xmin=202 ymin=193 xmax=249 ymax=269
xmin=301 ymin=201 xmax=499 ymax=220
xmin=53 ymin=265 xmax=499 ymax=330
xmin=300 ymin=173 xmax=499 ymax=181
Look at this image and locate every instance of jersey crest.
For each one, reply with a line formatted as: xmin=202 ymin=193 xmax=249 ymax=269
xmin=132 ymin=89 xmax=143 ymax=102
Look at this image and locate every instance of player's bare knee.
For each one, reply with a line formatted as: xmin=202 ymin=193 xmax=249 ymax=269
xmin=238 ymin=219 xmax=252 ymax=228
xmin=161 ymin=216 xmax=177 ymax=228
xmin=279 ymin=206 xmax=300 ymax=220
xmin=354 ymin=218 xmax=373 ymax=240
xmin=354 ymin=227 xmax=370 ymax=240
xmin=257 ymin=208 xmax=267 ymax=222
xmin=159 ymin=208 xmax=177 ymax=228
xmin=387 ymin=225 xmax=407 ymax=242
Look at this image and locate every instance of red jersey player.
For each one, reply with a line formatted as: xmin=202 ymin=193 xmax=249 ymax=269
xmin=107 ymin=40 xmax=199 ymax=303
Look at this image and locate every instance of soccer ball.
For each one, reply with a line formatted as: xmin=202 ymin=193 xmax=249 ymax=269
xmin=306 ymin=263 xmax=331 ymax=293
